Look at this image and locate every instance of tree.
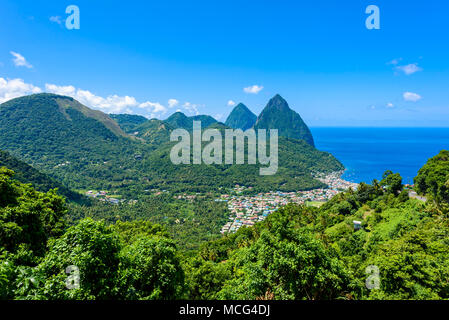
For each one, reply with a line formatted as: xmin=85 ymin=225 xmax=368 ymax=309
xmin=118 ymin=236 xmax=185 ymax=299
xmin=30 ymin=219 xmax=121 ymax=300
xmin=415 ymin=150 xmax=449 ymax=213
xmin=380 ymin=170 xmax=403 ymax=195
xmin=0 ymin=167 xmax=66 ymax=257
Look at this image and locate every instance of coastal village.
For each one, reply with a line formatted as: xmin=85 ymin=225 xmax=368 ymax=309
xmin=83 ymin=171 xmax=359 ymax=235
xmin=218 ymin=171 xmax=358 ymax=234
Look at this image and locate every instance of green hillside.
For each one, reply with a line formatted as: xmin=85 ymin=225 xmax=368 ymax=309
xmin=0 ymin=149 xmax=84 ymax=202
xmin=109 ymin=114 xmax=149 ymax=133
xmin=134 ymin=119 xmax=173 ymax=145
xmin=140 ymin=134 xmax=343 ymax=193
xmin=0 ymin=93 xmax=342 ymax=195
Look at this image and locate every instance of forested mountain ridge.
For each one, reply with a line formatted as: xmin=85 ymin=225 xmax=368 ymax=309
xmin=164 ymin=112 xmax=218 ymax=131
xmin=140 ymin=134 xmax=343 ymax=192
xmin=0 ymin=93 xmax=150 ymax=193
xmin=0 ymin=93 xmax=341 ymax=194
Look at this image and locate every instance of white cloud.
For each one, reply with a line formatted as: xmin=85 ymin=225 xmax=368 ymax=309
xmin=387 ymin=102 xmax=394 ymax=108
xmin=214 ymin=113 xmax=224 ymax=121
xmin=0 ymin=78 xmax=42 ymax=103
xmin=182 ymin=102 xmax=200 ymax=115
xmin=138 ymin=101 xmax=167 ymax=117
xmin=168 ymin=98 xmax=179 ymax=108
xmin=403 ymin=92 xmax=422 ymax=102
xmin=227 ymin=100 xmax=236 ymax=107
xmin=243 ymin=85 xmax=263 ymax=94
xmin=0 ymin=78 xmax=203 ymax=119
xmin=49 ymin=16 xmax=62 ymax=24
xmin=396 ymin=63 xmax=422 ymax=75
xmin=10 ymin=51 xmax=33 ymax=68
xmin=46 ymin=83 xmax=167 ymax=117
xmin=45 ymin=84 xmax=76 ymax=96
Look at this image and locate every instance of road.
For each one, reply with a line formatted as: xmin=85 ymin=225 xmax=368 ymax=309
xmin=408 ymin=191 xmax=427 ymax=202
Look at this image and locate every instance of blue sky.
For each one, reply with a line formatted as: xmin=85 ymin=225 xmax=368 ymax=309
xmin=0 ymin=0 xmax=448 ymax=126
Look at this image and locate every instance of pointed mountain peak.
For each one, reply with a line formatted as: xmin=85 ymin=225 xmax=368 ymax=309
xmin=266 ymin=94 xmax=290 ymax=112
xmin=225 ymin=103 xmax=257 ymax=131
xmin=234 ymin=102 xmax=249 ymax=110
xmin=255 ymin=96 xmax=315 ymax=147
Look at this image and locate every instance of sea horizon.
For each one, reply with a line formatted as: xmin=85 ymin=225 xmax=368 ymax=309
xmin=311 ymin=127 xmax=449 ymax=185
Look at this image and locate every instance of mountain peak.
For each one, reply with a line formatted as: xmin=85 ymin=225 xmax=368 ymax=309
xmin=225 ymin=103 xmax=257 ymax=131
xmin=168 ymin=111 xmax=188 ymax=119
xmin=165 ymin=112 xmax=217 ymax=130
xmin=254 ymin=96 xmax=315 ymax=147
xmin=266 ymin=94 xmax=290 ymax=112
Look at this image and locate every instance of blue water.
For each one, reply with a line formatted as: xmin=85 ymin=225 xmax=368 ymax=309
xmin=310 ymin=128 xmax=449 ymax=184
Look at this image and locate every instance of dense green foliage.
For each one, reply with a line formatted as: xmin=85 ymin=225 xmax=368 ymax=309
xmin=415 ymin=150 xmax=449 ymax=214
xmin=1 ymin=150 xmax=449 ymax=300
xmin=254 ymin=94 xmax=315 ymax=147
xmin=0 ymin=149 xmax=84 ymax=202
xmin=134 ymin=119 xmax=173 ymax=145
xmin=67 ymin=193 xmax=229 ymax=252
xmin=225 ymin=103 xmax=257 ymax=131
xmin=0 ymin=167 xmax=66 ymax=258
xmin=0 ymin=171 xmax=185 ymax=299
xmin=186 ymin=171 xmax=449 ymax=300
xmin=138 ymin=133 xmax=343 ymax=193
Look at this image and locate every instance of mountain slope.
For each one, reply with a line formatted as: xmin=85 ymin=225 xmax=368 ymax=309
xmin=225 ymin=103 xmax=257 ymax=131
xmin=0 ymin=149 xmax=84 ymax=202
xmin=0 ymin=93 xmax=148 ymax=193
xmin=0 ymin=93 xmax=341 ymax=195
xmin=254 ymin=94 xmax=315 ymax=147
xmin=134 ymin=119 xmax=173 ymax=145
xmin=109 ymin=114 xmax=149 ymax=133
xmin=140 ymin=132 xmax=343 ymax=192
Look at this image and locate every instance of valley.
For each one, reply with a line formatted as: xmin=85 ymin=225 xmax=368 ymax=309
xmin=1 ymin=92 xmax=448 ymax=301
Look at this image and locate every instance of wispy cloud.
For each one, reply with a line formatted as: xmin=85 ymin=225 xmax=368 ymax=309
xmin=227 ymin=100 xmax=236 ymax=107
xmin=387 ymin=102 xmax=394 ymax=108
xmin=10 ymin=51 xmax=33 ymax=68
xmin=243 ymin=85 xmax=263 ymax=94
xmin=403 ymin=92 xmax=422 ymax=102
xmin=387 ymin=58 xmax=402 ymax=65
xmin=49 ymin=16 xmax=62 ymax=25
xmin=182 ymin=102 xmax=201 ymax=115
xmin=396 ymin=63 xmax=422 ymax=75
